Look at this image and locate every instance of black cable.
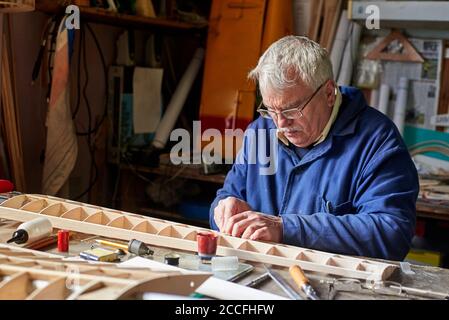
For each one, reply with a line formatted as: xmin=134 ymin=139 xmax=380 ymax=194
xmin=72 ymin=24 xmax=99 ymax=201
xmin=72 ymin=24 xmax=83 ymax=120
xmin=74 ymin=23 xmax=108 ymax=136
xmin=46 ymin=19 xmax=59 ymax=103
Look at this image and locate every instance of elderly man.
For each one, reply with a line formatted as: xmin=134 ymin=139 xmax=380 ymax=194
xmin=209 ymin=36 xmax=419 ymax=261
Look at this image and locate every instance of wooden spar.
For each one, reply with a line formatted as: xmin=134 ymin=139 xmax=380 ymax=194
xmin=0 ymin=194 xmax=398 ymax=281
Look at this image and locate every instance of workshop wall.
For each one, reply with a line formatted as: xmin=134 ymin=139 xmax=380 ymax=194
xmin=9 ymin=12 xmax=119 ymax=197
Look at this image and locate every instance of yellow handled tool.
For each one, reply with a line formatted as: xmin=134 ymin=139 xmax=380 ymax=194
xmin=95 ymin=239 xmax=154 ymax=256
xmin=289 ymin=265 xmax=320 ymax=300
xmin=96 ymin=239 xmax=128 ymax=251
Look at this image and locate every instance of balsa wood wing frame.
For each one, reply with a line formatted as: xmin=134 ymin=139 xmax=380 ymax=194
xmin=0 ymin=243 xmax=209 ymax=300
xmin=0 ymin=194 xmax=398 ymax=281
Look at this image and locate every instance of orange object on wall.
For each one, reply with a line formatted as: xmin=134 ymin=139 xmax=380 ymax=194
xmin=198 ymin=0 xmax=294 ymax=159
xmin=261 ymin=0 xmax=294 ymax=54
xmin=199 ymin=0 xmax=267 ymax=158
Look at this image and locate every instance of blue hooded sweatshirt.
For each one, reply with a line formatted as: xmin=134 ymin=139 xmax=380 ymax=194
xmin=209 ymin=86 xmax=419 ymax=261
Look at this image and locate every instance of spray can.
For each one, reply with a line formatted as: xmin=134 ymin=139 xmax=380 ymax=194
xmin=6 ymin=217 xmax=53 ymax=245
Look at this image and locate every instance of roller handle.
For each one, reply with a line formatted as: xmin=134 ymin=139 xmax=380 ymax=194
xmin=289 ymin=265 xmax=309 ymax=288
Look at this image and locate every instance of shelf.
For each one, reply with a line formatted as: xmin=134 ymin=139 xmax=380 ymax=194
xmin=417 ymin=199 xmax=449 ymax=222
xmin=120 ymin=163 xmax=226 ymax=185
xmin=35 ymin=1 xmax=208 ymax=31
xmin=349 ymin=1 xmax=449 ymax=30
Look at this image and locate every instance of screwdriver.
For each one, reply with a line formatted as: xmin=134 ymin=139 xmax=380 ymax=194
xmin=289 ymin=265 xmax=320 ymax=300
xmin=95 ymin=239 xmax=154 ymax=256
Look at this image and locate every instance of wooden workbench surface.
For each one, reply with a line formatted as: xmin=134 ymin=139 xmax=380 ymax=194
xmin=1 ymin=219 xmax=448 ymax=300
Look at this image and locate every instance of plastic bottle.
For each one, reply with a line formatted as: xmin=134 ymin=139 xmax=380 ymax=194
xmin=6 ymin=217 xmax=53 ymax=244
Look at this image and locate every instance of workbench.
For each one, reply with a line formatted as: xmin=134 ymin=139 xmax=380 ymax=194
xmin=1 ymin=219 xmax=448 ymax=300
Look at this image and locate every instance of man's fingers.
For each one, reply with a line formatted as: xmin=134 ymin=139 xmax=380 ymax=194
xmin=249 ymin=227 xmax=269 ymax=241
xmin=241 ymin=223 xmax=264 ymax=239
xmin=231 ymin=217 xmax=259 ymax=238
xmin=224 ymin=212 xmax=250 ymax=235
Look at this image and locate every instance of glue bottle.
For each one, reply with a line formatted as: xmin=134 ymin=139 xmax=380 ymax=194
xmin=6 ymin=217 xmax=53 ymax=244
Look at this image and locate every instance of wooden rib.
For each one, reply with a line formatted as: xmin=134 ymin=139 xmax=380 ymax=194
xmin=26 ymin=277 xmax=70 ymax=300
xmin=218 ymin=236 xmax=245 ymax=249
xmin=0 ymin=195 xmax=29 ymax=209
xmin=0 ymin=195 xmax=398 ymax=281
xmin=83 ymin=211 xmax=111 ymax=225
xmin=106 ymin=216 xmax=134 ymax=230
xmin=66 ymin=281 xmax=105 ymax=300
xmin=295 ymin=251 xmax=308 ymax=260
xmin=40 ymin=203 xmax=71 ymax=217
xmin=0 ymin=272 xmax=33 ymax=299
xmin=19 ymin=199 xmax=48 ymax=212
xmin=131 ymin=221 xmax=159 ymax=234
xmin=157 ymin=225 xmax=182 ymax=238
xmin=182 ymin=230 xmax=197 ymax=241
xmin=61 ymin=208 xmax=90 ymax=221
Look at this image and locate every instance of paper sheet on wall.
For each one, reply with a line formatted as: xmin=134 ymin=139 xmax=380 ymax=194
xmin=380 ymin=38 xmax=443 ymax=130
xmin=133 ymin=67 xmax=163 ymax=134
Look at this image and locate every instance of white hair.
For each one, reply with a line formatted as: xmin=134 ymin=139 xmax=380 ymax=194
xmin=248 ymin=36 xmax=334 ymax=93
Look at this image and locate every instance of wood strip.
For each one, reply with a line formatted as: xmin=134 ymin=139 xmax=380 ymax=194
xmin=325 ymin=0 xmax=343 ymax=50
xmin=319 ymin=0 xmax=341 ymax=49
xmin=0 ymin=195 xmax=398 ymax=281
xmin=308 ymin=0 xmax=324 ymax=41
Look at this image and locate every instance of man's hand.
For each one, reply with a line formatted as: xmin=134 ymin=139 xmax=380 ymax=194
xmin=214 ymin=197 xmax=252 ymax=231
xmin=223 ymin=211 xmax=283 ymax=243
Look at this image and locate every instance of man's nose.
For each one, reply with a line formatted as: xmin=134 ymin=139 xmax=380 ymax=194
xmin=276 ymin=113 xmax=292 ymax=127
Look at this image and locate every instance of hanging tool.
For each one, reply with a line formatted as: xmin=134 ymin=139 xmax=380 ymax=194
xmin=289 ymin=265 xmax=320 ymax=300
xmin=95 ymin=239 xmax=154 ymax=256
xmin=263 ymin=265 xmax=303 ymax=300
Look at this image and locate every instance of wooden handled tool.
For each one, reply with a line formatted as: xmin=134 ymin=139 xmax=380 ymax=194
xmin=289 ymin=265 xmax=309 ymax=286
xmin=289 ymin=265 xmax=320 ymax=300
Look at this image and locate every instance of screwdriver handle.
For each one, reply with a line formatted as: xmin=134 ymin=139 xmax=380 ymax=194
xmin=96 ymin=239 xmax=128 ymax=251
xmin=289 ymin=265 xmax=309 ymax=288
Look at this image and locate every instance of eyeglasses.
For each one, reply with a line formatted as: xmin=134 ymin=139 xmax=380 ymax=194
xmin=257 ymin=81 xmax=327 ymax=120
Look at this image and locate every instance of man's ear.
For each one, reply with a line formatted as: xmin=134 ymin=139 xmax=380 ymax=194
xmin=326 ymin=81 xmax=337 ymax=107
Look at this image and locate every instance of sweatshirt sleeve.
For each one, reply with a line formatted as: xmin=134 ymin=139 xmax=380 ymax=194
xmin=282 ymin=141 xmax=419 ymax=261
xmin=209 ymin=133 xmax=249 ymax=231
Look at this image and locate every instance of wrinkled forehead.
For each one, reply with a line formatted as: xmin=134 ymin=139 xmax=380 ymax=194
xmin=261 ymin=81 xmax=313 ymax=109
xmin=259 ymin=80 xmax=313 ymax=102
